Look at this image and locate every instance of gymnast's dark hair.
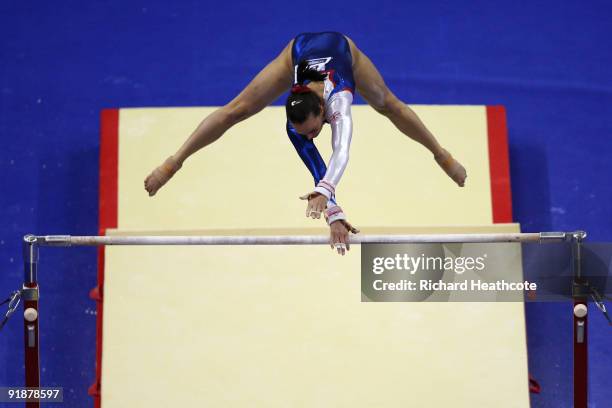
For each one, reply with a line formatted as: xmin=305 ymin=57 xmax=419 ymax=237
xmin=285 ymin=60 xmax=327 ymax=124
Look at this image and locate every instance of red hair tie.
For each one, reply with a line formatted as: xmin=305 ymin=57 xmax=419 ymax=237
xmin=291 ymin=84 xmax=311 ymax=94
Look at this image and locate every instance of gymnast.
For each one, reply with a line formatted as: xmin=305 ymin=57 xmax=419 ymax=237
xmin=144 ymin=32 xmax=467 ymax=255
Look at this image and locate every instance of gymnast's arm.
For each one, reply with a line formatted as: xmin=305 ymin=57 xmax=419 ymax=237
xmin=285 ymin=122 xmax=340 ymax=209
xmin=287 ymin=110 xmax=358 ymax=255
xmin=312 ymin=91 xmax=353 ymax=201
xmin=288 ymin=91 xmax=354 ymax=223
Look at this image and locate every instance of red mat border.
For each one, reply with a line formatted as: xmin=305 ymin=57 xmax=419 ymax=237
xmin=486 ymin=105 xmax=513 ymax=223
xmin=90 ymin=108 xmax=119 ymax=408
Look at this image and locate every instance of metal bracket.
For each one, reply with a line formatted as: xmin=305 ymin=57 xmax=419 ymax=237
xmin=539 ymin=231 xmax=587 ymax=243
xmin=21 ymin=287 xmax=39 ymax=301
xmin=23 ymin=235 xmax=39 ymax=286
xmin=571 ymin=231 xmax=587 ymax=243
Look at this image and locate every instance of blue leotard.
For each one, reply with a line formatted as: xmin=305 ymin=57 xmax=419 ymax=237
xmin=291 ymin=32 xmax=355 ymax=97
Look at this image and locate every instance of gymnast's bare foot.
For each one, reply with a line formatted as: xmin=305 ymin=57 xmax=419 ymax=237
xmin=144 ymin=156 xmax=182 ymax=196
xmin=434 ymin=148 xmax=467 ymax=187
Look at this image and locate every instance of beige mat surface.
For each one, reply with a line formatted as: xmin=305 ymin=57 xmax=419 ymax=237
xmin=101 ymin=224 xmax=529 ymax=408
xmin=117 ymin=105 xmax=492 ymax=229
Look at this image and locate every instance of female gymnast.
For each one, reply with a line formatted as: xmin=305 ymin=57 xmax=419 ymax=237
xmin=144 ymin=32 xmax=467 ymax=255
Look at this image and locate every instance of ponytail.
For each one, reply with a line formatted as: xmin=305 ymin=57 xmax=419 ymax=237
xmin=295 ymin=60 xmax=327 ymax=85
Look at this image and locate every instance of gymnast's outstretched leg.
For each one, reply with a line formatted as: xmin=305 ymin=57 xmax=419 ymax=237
xmin=345 ymin=37 xmax=467 ymax=187
xmin=144 ymin=41 xmax=295 ymax=196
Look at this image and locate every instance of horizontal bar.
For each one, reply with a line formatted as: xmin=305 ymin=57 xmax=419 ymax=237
xmin=26 ymin=231 xmax=584 ymax=247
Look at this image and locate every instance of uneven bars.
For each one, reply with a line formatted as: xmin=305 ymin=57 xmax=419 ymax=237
xmin=26 ymin=231 xmax=585 ymax=246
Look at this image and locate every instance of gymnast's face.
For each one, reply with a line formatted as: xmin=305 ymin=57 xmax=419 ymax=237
xmin=293 ymin=105 xmax=325 ymax=140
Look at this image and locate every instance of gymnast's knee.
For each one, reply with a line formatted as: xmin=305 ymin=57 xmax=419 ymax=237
xmin=370 ymin=92 xmax=403 ymax=118
xmin=221 ymin=100 xmax=257 ymax=125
